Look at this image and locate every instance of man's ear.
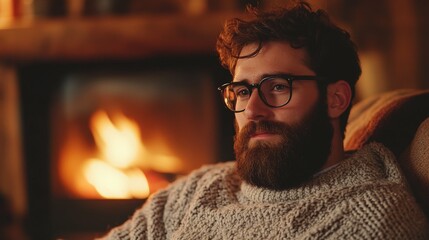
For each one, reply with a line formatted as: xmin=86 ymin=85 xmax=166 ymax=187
xmin=326 ymin=80 xmax=352 ymax=118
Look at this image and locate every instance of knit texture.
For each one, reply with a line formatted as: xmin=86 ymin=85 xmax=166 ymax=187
xmin=101 ymin=143 xmax=429 ymax=239
xmin=399 ymin=117 xmax=429 ymax=217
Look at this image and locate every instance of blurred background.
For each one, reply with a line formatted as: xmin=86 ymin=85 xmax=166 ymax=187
xmin=0 ymin=0 xmax=428 ymax=239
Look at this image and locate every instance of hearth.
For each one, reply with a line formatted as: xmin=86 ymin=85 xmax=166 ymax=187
xmin=17 ymin=55 xmax=234 ymax=239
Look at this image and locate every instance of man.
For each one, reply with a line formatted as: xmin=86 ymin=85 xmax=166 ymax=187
xmin=103 ymin=2 xmax=428 ymax=239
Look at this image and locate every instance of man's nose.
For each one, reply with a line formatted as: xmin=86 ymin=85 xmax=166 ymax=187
xmin=244 ymin=89 xmax=270 ymax=121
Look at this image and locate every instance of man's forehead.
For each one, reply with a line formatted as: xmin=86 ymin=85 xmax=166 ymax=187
xmin=234 ymin=42 xmax=313 ymax=82
xmin=238 ymin=42 xmax=262 ymax=57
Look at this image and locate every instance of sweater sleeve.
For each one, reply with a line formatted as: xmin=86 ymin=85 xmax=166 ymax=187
xmin=99 ymin=164 xmax=220 ymax=240
xmin=99 ymin=186 xmax=172 ymax=240
xmin=352 ymin=185 xmax=428 ymax=239
xmin=330 ymin=184 xmax=428 ymax=240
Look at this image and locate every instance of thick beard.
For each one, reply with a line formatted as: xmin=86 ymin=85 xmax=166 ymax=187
xmin=234 ymin=100 xmax=333 ymax=190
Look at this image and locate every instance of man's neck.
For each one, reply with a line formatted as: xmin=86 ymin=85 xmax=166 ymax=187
xmin=322 ymin=128 xmax=345 ymax=170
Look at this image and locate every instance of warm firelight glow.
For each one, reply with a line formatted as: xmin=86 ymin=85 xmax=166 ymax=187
xmin=91 ymin=110 xmax=143 ymax=168
xmin=83 ymin=159 xmax=150 ymax=199
xmin=78 ymin=110 xmax=182 ymax=199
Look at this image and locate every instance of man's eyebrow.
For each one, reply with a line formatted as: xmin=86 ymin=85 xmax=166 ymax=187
xmin=233 ymin=72 xmax=293 ymax=83
xmin=232 ymin=77 xmax=249 ymax=83
xmin=261 ymin=72 xmax=293 ymax=78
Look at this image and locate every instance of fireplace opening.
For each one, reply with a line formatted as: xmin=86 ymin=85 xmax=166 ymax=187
xmin=18 ymin=55 xmax=235 ymax=239
xmin=52 ymin=64 xmax=217 ymax=200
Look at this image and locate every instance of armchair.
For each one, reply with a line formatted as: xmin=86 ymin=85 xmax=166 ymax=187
xmin=344 ymin=88 xmax=429 ymax=219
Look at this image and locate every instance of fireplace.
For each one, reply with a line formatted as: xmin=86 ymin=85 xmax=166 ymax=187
xmin=17 ymin=55 xmax=235 ymax=239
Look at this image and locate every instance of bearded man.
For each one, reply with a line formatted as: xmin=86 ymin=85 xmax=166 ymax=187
xmin=102 ymin=2 xmax=428 ymax=239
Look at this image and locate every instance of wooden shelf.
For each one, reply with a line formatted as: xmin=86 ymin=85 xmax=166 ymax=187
xmin=0 ymin=13 xmax=239 ymax=62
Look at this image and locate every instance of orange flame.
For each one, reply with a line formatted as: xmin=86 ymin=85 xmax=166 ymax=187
xmin=61 ymin=110 xmax=183 ymax=199
xmin=81 ymin=110 xmax=150 ymax=199
xmin=90 ymin=110 xmax=144 ymax=168
xmin=79 ymin=110 xmax=181 ymax=199
xmin=83 ymin=159 xmax=150 ymax=199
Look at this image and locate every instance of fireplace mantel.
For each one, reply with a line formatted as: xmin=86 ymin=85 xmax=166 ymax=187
xmin=0 ymin=13 xmax=241 ymax=62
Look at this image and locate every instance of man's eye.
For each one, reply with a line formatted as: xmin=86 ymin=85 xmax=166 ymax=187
xmin=235 ymin=88 xmax=250 ymax=97
xmin=272 ymin=84 xmax=289 ymax=92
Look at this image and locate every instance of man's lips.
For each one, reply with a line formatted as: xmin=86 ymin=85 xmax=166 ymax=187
xmin=251 ymin=132 xmax=277 ymax=138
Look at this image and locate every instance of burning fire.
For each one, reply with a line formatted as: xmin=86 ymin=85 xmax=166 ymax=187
xmin=90 ymin=111 xmax=144 ymax=169
xmin=79 ymin=110 xmax=180 ymax=199
xmin=83 ymin=160 xmax=150 ymax=199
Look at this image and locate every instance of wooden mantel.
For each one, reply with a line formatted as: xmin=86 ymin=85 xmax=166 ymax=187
xmin=0 ymin=13 xmax=240 ymax=62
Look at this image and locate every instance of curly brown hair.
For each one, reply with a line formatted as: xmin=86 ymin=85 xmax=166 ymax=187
xmin=216 ymin=1 xmax=361 ymax=134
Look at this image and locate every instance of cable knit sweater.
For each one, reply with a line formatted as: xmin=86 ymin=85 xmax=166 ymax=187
xmin=102 ymin=143 xmax=429 ymax=239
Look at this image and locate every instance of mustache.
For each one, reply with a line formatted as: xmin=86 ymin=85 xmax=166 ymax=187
xmin=241 ymin=120 xmax=293 ymax=133
xmin=236 ymin=120 xmax=296 ymax=142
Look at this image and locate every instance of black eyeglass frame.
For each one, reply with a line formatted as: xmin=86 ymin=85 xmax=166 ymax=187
xmin=217 ymin=74 xmax=322 ymax=113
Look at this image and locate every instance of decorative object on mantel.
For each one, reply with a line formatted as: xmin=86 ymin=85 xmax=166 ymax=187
xmin=0 ymin=0 xmax=34 ymax=24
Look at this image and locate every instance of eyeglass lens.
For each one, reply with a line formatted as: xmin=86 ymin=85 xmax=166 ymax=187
xmin=222 ymin=77 xmax=292 ymax=112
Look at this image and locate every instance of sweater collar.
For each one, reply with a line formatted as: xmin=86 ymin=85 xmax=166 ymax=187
xmin=239 ymin=142 xmax=397 ymax=203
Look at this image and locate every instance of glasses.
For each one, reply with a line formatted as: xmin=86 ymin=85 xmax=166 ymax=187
xmin=218 ymin=74 xmax=320 ymax=112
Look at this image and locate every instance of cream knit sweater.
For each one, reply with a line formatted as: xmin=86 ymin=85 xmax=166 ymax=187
xmin=102 ymin=143 xmax=429 ymax=239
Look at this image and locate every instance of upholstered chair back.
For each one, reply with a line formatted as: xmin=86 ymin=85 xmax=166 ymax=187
xmin=345 ymin=89 xmax=429 ymax=218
